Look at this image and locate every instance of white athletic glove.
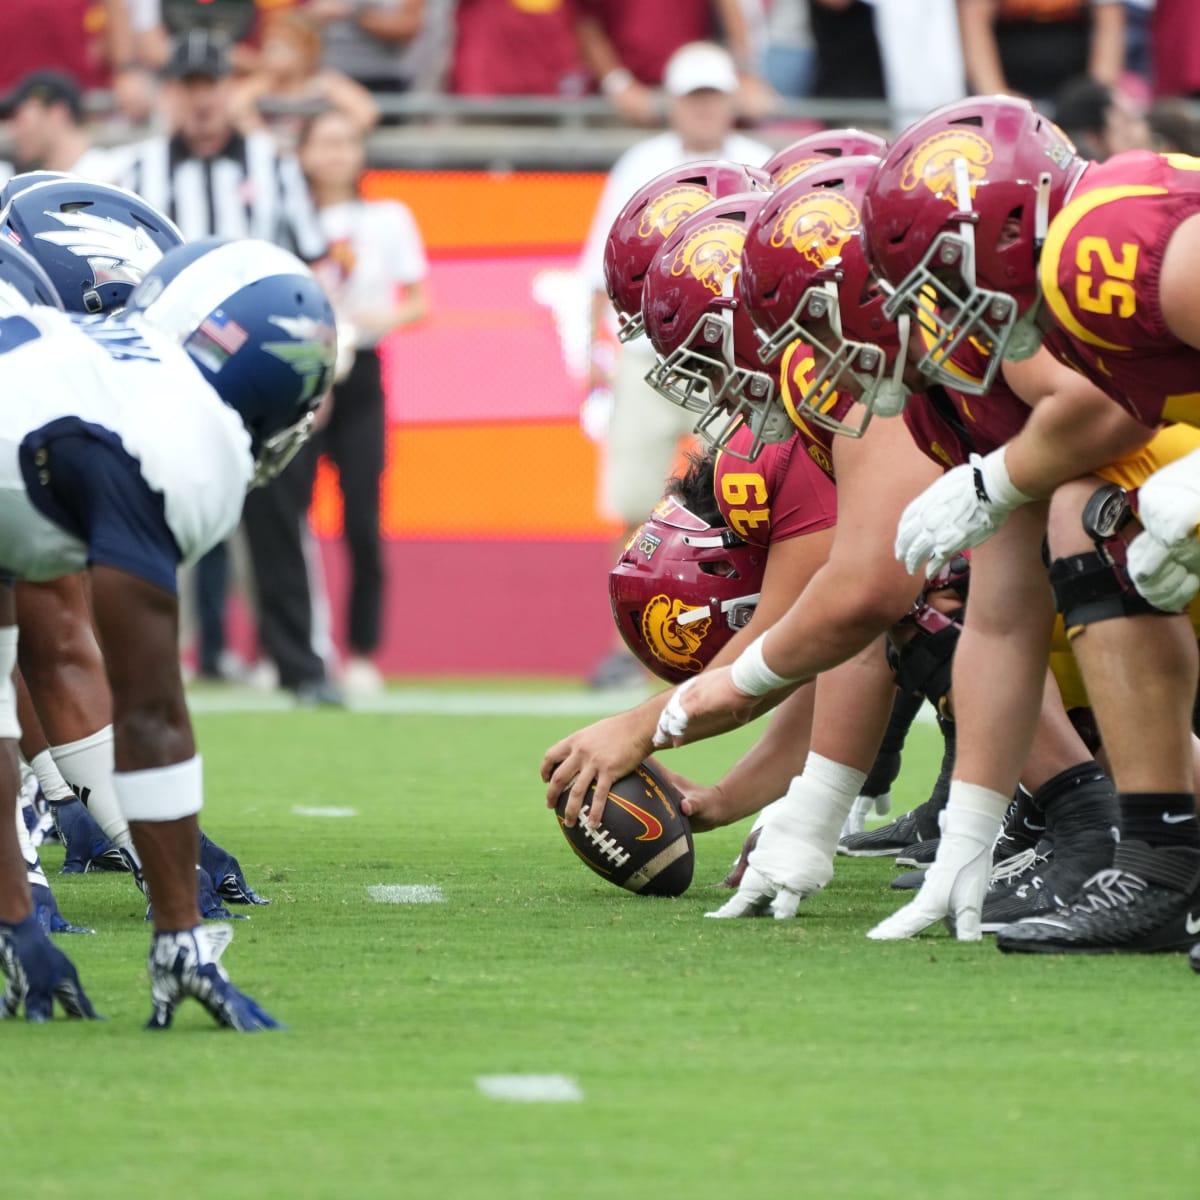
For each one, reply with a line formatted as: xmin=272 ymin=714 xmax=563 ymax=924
xmin=895 ymin=448 xmax=1033 ymax=577
xmin=840 ymin=792 xmax=892 ymax=840
xmin=866 ymin=803 xmax=1001 ymax=941
xmin=1126 ymin=450 xmax=1200 ymax=611
xmin=706 ymin=755 xmax=864 ymax=920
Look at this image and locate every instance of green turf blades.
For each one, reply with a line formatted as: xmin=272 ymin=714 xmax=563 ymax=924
xmin=4 ymin=705 xmax=1198 ymax=1199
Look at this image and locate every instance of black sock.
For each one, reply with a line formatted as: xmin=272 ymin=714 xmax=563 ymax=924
xmin=862 ymin=689 xmax=924 ymax=795
xmin=1120 ymin=793 xmax=1200 ymax=850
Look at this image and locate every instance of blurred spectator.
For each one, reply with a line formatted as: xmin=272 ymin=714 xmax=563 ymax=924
xmin=575 ymin=0 xmax=776 ymax=125
xmin=577 ymin=41 xmax=770 ymax=687
xmin=869 ymin=0 xmax=965 ymax=128
xmin=450 ymin=0 xmax=589 ymax=97
xmin=298 ymin=107 xmax=429 ymax=696
xmin=1053 ymin=75 xmax=1151 ymax=158
xmin=121 ymin=31 xmax=340 ymax=704
xmin=0 ymin=70 xmax=122 ymax=178
xmin=1148 ymin=97 xmax=1200 ymax=153
xmin=1151 ymin=0 xmax=1200 ymax=98
xmin=0 ymin=0 xmax=154 ymax=123
xmin=1123 ymin=0 xmax=1154 ymax=80
xmin=809 ymin=0 xmax=886 ymax=100
xmin=232 ymin=10 xmax=379 ymax=147
xmin=957 ymin=0 xmax=1125 ymax=102
xmin=758 ymin=0 xmax=815 ymax=99
xmin=307 ymin=0 xmax=426 ymax=96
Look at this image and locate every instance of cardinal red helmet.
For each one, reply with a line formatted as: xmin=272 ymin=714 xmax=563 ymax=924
xmin=862 ymin=95 xmax=1084 ymax=394
xmin=610 ymin=496 xmax=765 ymax=683
xmin=603 ymin=160 xmax=771 ymax=344
xmin=640 ymin=192 xmax=792 ymax=461
xmin=763 ymin=128 xmax=888 ymax=187
xmin=739 ymin=154 xmax=909 ymax=437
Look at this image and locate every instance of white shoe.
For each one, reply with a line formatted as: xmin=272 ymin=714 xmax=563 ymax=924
xmin=343 ymin=657 xmax=384 ymax=698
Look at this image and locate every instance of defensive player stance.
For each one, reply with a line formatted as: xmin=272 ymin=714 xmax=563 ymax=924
xmin=0 ymin=237 xmax=335 ymax=1023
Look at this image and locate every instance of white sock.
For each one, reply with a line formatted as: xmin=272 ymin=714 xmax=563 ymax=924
xmin=777 ymin=752 xmax=870 ymax=858
xmin=51 ymin=726 xmax=136 ymax=855
xmin=943 ymin=780 xmax=1010 ymax=847
xmin=27 ymin=748 xmax=75 ymax=805
xmin=15 ymin=802 xmax=48 ymax=889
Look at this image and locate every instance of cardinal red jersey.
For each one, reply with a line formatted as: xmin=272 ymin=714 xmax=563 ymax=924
xmin=713 ymin=425 xmax=837 ymax=548
xmin=1038 ymin=150 xmax=1200 ymax=429
xmin=774 ymin=339 xmax=847 ymax=482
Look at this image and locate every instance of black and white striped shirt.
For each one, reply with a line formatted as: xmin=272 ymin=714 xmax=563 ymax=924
xmin=121 ymin=131 xmax=326 ymax=261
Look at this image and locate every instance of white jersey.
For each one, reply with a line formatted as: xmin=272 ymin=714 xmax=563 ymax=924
xmin=0 ymin=307 xmax=253 ymax=583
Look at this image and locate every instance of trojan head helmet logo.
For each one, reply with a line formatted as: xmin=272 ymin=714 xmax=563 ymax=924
xmin=899 ymin=129 xmax=994 ymax=205
xmin=669 ymin=220 xmax=746 ymax=296
xmin=773 ymin=156 xmax=825 ymax=187
xmin=769 ymin=190 xmax=861 ymax=269
xmin=641 ymin=594 xmax=711 ymax=674
xmin=637 ymin=185 xmax=715 ymax=240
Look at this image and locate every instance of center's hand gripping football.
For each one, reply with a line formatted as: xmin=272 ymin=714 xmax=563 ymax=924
xmin=1126 ymin=448 xmax=1200 ymax=611
xmin=895 ymin=449 xmax=1033 ymax=577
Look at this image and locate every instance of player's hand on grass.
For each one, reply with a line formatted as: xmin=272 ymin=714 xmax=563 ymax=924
xmin=146 ymin=925 xmax=282 ymax=1032
xmin=706 ymin=798 xmax=832 ymax=919
xmin=652 ymin=669 xmax=756 ymax=750
xmin=866 ymin=806 xmax=997 ymax=941
xmin=0 ymin=914 xmax=100 ymax=1022
xmin=541 ymin=710 xmax=657 ymax=829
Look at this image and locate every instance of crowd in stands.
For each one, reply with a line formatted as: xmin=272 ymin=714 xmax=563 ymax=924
xmin=6 ymin=3 xmax=1200 ymax=140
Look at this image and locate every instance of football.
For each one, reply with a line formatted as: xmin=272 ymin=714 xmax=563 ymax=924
xmin=555 ymin=761 xmax=694 ymax=896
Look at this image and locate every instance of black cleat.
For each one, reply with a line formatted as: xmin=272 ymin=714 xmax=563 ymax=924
xmin=981 ymin=832 xmax=1113 ymax=934
xmin=890 ymin=868 xmax=926 ymax=891
xmin=895 ymin=838 xmax=939 ymax=868
xmin=838 ymin=799 xmax=941 ymax=857
xmin=996 ymin=842 xmax=1200 ymax=954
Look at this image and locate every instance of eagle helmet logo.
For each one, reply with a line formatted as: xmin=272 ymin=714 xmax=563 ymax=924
xmin=640 ymin=594 xmax=711 ymax=674
xmin=637 ymin=184 xmax=715 ymax=240
xmin=768 ymin=190 xmax=861 ymax=268
xmin=669 ymin=219 xmax=746 ymax=296
xmin=899 ymin=129 xmax=994 ymax=205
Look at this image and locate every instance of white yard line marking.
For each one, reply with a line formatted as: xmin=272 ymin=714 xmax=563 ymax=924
xmin=367 ymin=884 xmax=445 ymax=904
xmin=292 ymin=805 xmax=359 ymax=818
xmin=475 ymin=1075 xmax=583 ymax=1103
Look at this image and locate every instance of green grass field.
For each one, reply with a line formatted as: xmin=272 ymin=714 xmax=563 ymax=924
xmin=6 ymin=692 xmax=1200 ymax=1199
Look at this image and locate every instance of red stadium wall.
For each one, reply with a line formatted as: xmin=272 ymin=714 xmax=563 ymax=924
xmin=310 ymin=170 xmax=624 ymax=676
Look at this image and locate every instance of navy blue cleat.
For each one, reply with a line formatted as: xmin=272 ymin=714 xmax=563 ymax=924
xmin=145 ymin=925 xmax=282 ymax=1032
xmin=54 ymin=799 xmax=128 ymax=875
xmin=30 ymin=883 xmax=95 ymax=935
xmin=199 ymin=833 xmax=270 ymax=905
xmin=0 ymin=914 xmax=100 ymax=1021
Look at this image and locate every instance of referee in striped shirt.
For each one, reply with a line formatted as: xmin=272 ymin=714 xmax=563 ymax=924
xmin=122 ymin=31 xmax=341 ymax=704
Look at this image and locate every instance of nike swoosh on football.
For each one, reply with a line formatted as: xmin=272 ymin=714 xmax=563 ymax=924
xmin=1186 ymin=913 xmax=1200 ymax=936
xmin=1162 ymin=813 xmax=1195 ymax=824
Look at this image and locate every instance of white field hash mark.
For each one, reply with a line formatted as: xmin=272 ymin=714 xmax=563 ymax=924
xmin=476 ymin=1075 xmax=583 ymax=1103
xmin=292 ymin=805 xmax=358 ymax=818
xmin=367 ymin=884 xmax=445 ymax=904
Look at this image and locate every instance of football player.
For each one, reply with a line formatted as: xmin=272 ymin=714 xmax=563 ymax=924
xmin=0 ymin=236 xmax=334 ymax=1024
xmin=849 ymin=97 xmax=1200 ymax=952
xmin=0 ymin=177 xmax=268 ymax=912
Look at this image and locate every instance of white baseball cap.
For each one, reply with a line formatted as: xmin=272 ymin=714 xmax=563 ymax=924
xmin=663 ymin=42 xmax=739 ymax=98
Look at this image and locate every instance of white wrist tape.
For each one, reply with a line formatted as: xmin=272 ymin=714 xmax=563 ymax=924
xmin=113 ymin=755 xmax=203 ymax=822
xmin=730 ymin=633 xmax=796 ymax=698
xmin=0 ymin=625 xmax=18 ymax=740
xmin=973 ymin=448 xmax=1033 ymax=512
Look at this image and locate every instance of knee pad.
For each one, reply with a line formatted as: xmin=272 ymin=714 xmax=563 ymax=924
xmin=0 ymin=626 xmax=19 ymax=740
xmin=1049 ymin=550 xmax=1164 ymax=637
